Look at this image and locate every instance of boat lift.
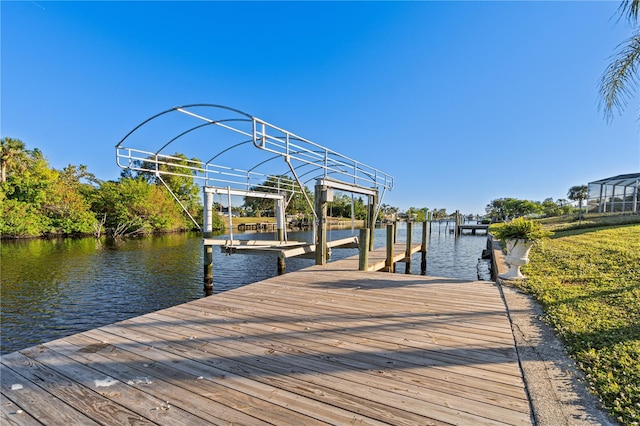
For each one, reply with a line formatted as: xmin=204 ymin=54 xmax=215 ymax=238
xmin=116 ymin=104 xmax=394 ymax=289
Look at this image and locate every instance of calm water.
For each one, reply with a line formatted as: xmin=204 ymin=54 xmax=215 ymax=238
xmin=0 ymin=223 xmax=489 ymax=355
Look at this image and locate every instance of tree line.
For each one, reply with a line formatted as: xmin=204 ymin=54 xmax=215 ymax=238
xmin=2 ymin=137 xmax=590 ymax=239
xmin=485 ymin=185 xmax=588 ymax=221
xmin=0 ymin=137 xmax=223 ymax=239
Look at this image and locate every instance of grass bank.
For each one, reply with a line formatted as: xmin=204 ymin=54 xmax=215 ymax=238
xmin=515 ymin=219 xmax=639 ymax=424
xmin=536 ymin=212 xmax=640 ymax=232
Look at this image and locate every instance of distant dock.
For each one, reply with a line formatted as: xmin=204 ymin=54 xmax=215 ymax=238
xmin=237 ymin=222 xmax=278 ymax=232
xmin=457 ymin=223 xmax=490 ymax=235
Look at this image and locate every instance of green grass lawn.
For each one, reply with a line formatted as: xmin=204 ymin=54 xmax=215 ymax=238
xmin=516 ymin=222 xmax=640 ymax=424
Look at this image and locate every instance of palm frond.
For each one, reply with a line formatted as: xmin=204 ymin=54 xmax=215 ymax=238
xmin=616 ymin=0 xmax=640 ymax=23
xmin=599 ymin=33 xmax=640 ymax=121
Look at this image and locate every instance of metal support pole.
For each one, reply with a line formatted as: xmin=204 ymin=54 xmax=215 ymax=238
xmin=203 ymin=189 xmax=214 ymax=235
xmin=203 ymin=188 xmax=214 ymax=295
xmin=276 ymin=198 xmax=285 ymax=242
xmin=227 ymin=187 xmax=233 ymax=243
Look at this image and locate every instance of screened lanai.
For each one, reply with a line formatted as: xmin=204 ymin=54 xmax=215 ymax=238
xmin=587 ymin=173 xmax=640 ymax=213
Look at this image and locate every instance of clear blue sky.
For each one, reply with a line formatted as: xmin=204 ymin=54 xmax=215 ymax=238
xmin=2 ymin=1 xmax=639 ymax=215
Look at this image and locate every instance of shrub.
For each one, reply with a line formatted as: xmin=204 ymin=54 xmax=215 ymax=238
xmin=489 ymin=217 xmax=552 ymax=243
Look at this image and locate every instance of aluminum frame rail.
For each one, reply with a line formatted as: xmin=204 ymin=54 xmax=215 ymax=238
xmin=115 ymin=104 xmax=394 ymax=196
xmin=115 ymin=147 xmax=297 ymax=196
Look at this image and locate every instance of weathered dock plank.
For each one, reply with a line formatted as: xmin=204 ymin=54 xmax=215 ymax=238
xmin=153 ymin=302 xmax=530 ymax=411
xmin=1 ymin=351 xmax=157 ymax=425
xmin=1 ymin=248 xmax=533 ymax=425
xmin=1 ymin=364 xmax=102 ymax=426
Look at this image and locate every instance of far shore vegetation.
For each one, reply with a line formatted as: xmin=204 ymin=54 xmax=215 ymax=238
xmin=2 ymin=138 xmax=592 ymax=240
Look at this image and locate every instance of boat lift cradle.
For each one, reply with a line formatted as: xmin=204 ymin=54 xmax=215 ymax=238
xmin=115 ymin=104 xmax=394 ymax=265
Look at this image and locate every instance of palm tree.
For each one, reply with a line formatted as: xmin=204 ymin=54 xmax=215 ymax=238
xmin=599 ymin=0 xmax=640 ymax=121
xmin=568 ymin=185 xmax=589 ymax=221
xmin=0 ymin=137 xmax=27 ymax=183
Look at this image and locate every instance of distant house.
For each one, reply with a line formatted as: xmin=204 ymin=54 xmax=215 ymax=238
xmin=587 ymin=173 xmax=640 ymax=213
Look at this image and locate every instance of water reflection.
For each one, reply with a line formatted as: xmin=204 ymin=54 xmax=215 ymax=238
xmin=1 ymin=224 xmax=488 ymax=354
xmin=394 ymin=222 xmax=490 ymax=278
xmin=1 ymin=234 xmax=204 ymax=354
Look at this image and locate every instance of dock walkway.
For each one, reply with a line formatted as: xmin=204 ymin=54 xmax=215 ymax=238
xmin=1 ymin=247 xmax=533 ymax=425
xmin=457 ymin=223 xmax=490 ymax=235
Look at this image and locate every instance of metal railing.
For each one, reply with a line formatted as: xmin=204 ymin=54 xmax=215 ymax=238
xmin=116 ymin=104 xmax=393 ymax=195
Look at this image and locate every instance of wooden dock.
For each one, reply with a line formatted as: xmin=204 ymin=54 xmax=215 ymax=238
xmin=237 ymin=222 xmax=278 ymax=232
xmin=1 ymin=248 xmax=533 ymax=425
xmin=457 ymin=223 xmax=490 ymax=235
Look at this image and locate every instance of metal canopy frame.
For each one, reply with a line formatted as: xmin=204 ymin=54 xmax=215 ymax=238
xmin=115 ymin=103 xmax=394 ymax=234
xmin=588 ymin=173 xmax=640 ymax=213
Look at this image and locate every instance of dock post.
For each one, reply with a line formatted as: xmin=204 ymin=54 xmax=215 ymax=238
xmin=204 ymin=244 xmax=213 ymax=295
xmin=428 ymin=211 xmax=433 ymax=235
xmin=203 ymin=188 xmax=214 ymax=295
xmin=455 ymin=210 xmax=461 ymax=237
xmin=358 ymin=228 xmax=370 ymax=271
xmin=405 ymin=221 xmax=413 ymax=274
xmin=277 ymin=252 xmax=286 ymax=275
xmin=386 ymin=224 xmax=394 ymax=273
xmin=315 ymin=183 xmax=329 ymax=265
xmin=367 ymin=192 xmax=378 ymax=251
xmin=393 ymin=220 xmax=398 ymax=244
xmin=421 ymin=219 xmax=428 ymax=275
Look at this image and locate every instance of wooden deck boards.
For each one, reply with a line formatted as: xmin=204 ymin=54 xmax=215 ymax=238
xmin=1 ymin=248 xmax=533 ymax=425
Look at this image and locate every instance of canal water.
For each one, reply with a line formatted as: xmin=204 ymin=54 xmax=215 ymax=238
xmin=0 ymin=222 xmax=490 ymax=355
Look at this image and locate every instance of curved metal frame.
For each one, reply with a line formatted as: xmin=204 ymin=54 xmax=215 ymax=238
xmin=115 ymin=104 xmax=394 ymax=228
xmin=118 ymin=104 xmax=392 ymax=189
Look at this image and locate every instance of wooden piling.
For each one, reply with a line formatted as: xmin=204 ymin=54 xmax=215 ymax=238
xmin=405 ymin=221 xmax=413 ymax=274
xmin=421 ymin=220 xmax=428 ymax=275
xmin=358 ymin=228 xmax=369 ymax=271
xmin=366 ymin=193 xmax=378 ymax=251
xmin=277 ymin=252 xmax=286 ymax=275
xmin=203 ymin=243 xmax=213 ymax=295
xmin=393 ymin=220 xmax=398 ymax=244
xmin=386 ymin=224 xmax=394 ymax=273
xmin=315 ymin=184 xmax=328 ymax=265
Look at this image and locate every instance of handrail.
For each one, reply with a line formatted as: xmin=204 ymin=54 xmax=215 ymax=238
xmin=116 ymin=104 xmax=393 ymax=195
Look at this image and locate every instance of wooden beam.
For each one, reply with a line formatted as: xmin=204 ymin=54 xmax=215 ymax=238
xmin=204 ymin=239 xmax=306 ymax=247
